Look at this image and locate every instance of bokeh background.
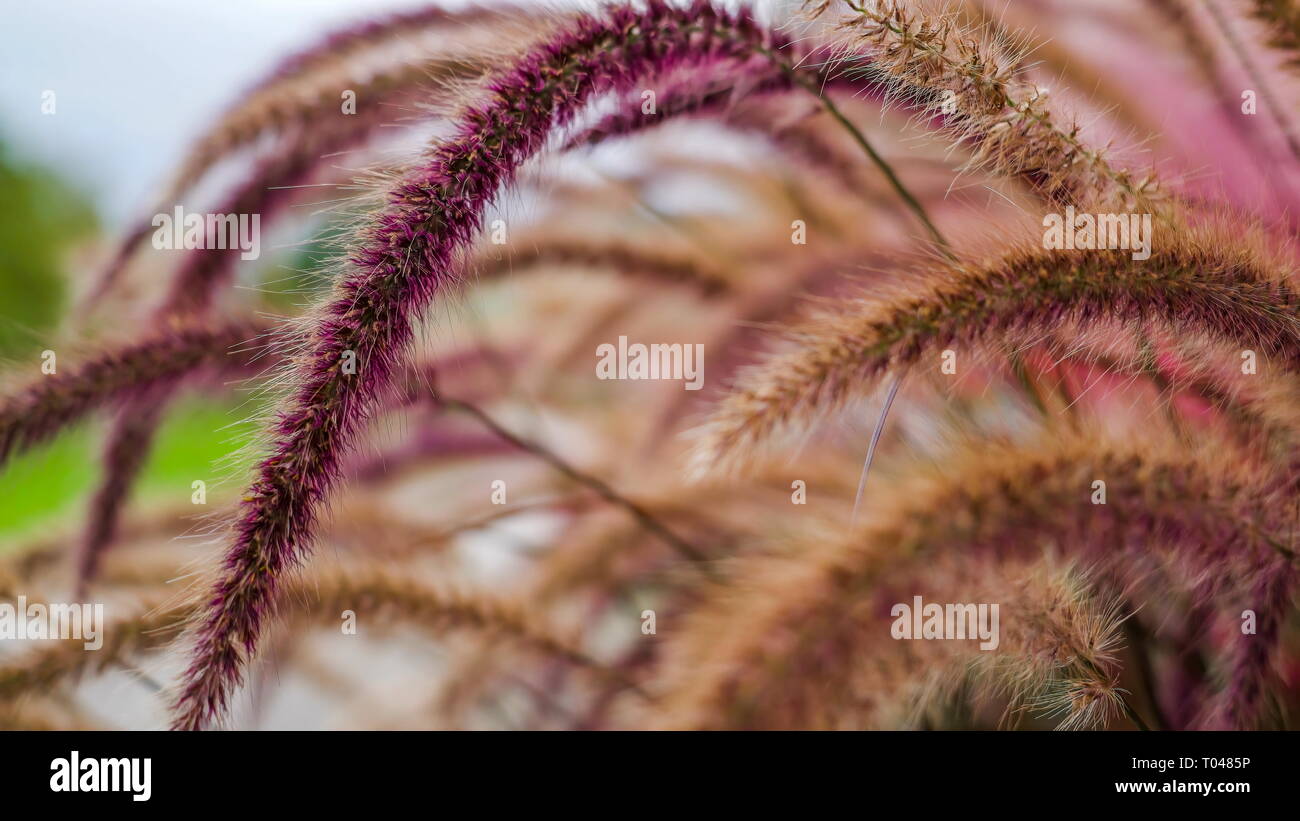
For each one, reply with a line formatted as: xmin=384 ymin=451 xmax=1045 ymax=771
xmin=4 ymin=0 xmax=1298 ymax=731
xmin=0 ymin=0 xmax=466 ymax=544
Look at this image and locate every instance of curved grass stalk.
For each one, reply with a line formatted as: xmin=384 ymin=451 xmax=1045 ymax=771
xmin=0 ymin=570 xmax=611 ymax=707
xmin=0 ymin=319 xmax=272 ymax=468
xmin=40 ymin=0 xmax=1291 ymax=732
xmin=1197 ymin=561 xmax=1295 ymax=728
xmin=809 ymin=0 xmax=1163 ymax=210
xmin=473 ymin=236 xmax=733 ymax=296
xmin=658 ymin=427 xmax=1293 ymax=728
xmin=855 ymin=560 xmax=1133 ymax=730
xmin=557 ymin=25 xmax=962 ymax=253
xmin=168 ymin=0 xmax=799 ymax=731
xmin=960 ymin=565 xmax=1132 ymax=731
xmin=82 ymin=226 xmax=730 ymax=589
xmin=78 ymin=105 xmax=442 ymax=590
xmin=75 ymin=396 xmax=166 ymax=594
xmin=961 ymin=0 xmax=1164 ymax=139
xmin=241 ymin=5 xmax=506 ymax=96
xmin=691 ymin=220 xmax=1300 ymax=472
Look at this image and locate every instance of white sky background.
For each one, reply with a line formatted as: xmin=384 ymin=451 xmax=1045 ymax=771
xmin=0 ymin=0 xmax=1215 ymax=231
xmin=0 ymin=0 xmax=486 ymax=223
xmin=0 ymin=0 xmax=794 ymax=225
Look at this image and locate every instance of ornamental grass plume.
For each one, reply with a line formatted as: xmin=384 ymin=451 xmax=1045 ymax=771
xmin=690 ymin=214 xmax=1300 ymax=473
xmin=0 ymin=319 xmax=271 ymax=467
xmin=804 ymin=0 xmax=1163 ymax=210
xmin=76 ymin=103 xmax=440 ymax=591
xmin=960 ymin=564 xmax=1131 ymax=732
xmin=658 ymin=425 xmax=1293 ymax=729
xmin=168 ymin=0 xmax=793 ymax=731
xmin=4 ymin=0 xmax=1300 ymax=732
xmin=1 ymin=569 xmax=601 ymax=701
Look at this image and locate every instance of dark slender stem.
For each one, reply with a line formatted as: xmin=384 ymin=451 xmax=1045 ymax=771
xmin=1201 ymin=0 xmax=1300 ymax=162
xmin=758 ymin=46 xmax=955 ymax=257
xmin=1122 ymin=699 xmax=1154 ymax=732
xmin=1123 ymin=612 xmax=1171 ymax=731
xmin=438 ymin=396 xmax=718 ymax=577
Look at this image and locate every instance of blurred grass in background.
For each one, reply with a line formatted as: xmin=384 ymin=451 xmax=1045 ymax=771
xmin=0 ymin=141 xmax=96 ymax=356
xmin=0 ymin=139 xmax=260 ymax=548
xmin=0 ymin=399 xmax=257 ymax=544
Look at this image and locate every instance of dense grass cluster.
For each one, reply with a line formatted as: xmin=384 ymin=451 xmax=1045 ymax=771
xmin=1 ymin=0 xmax=1298 ymax=730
